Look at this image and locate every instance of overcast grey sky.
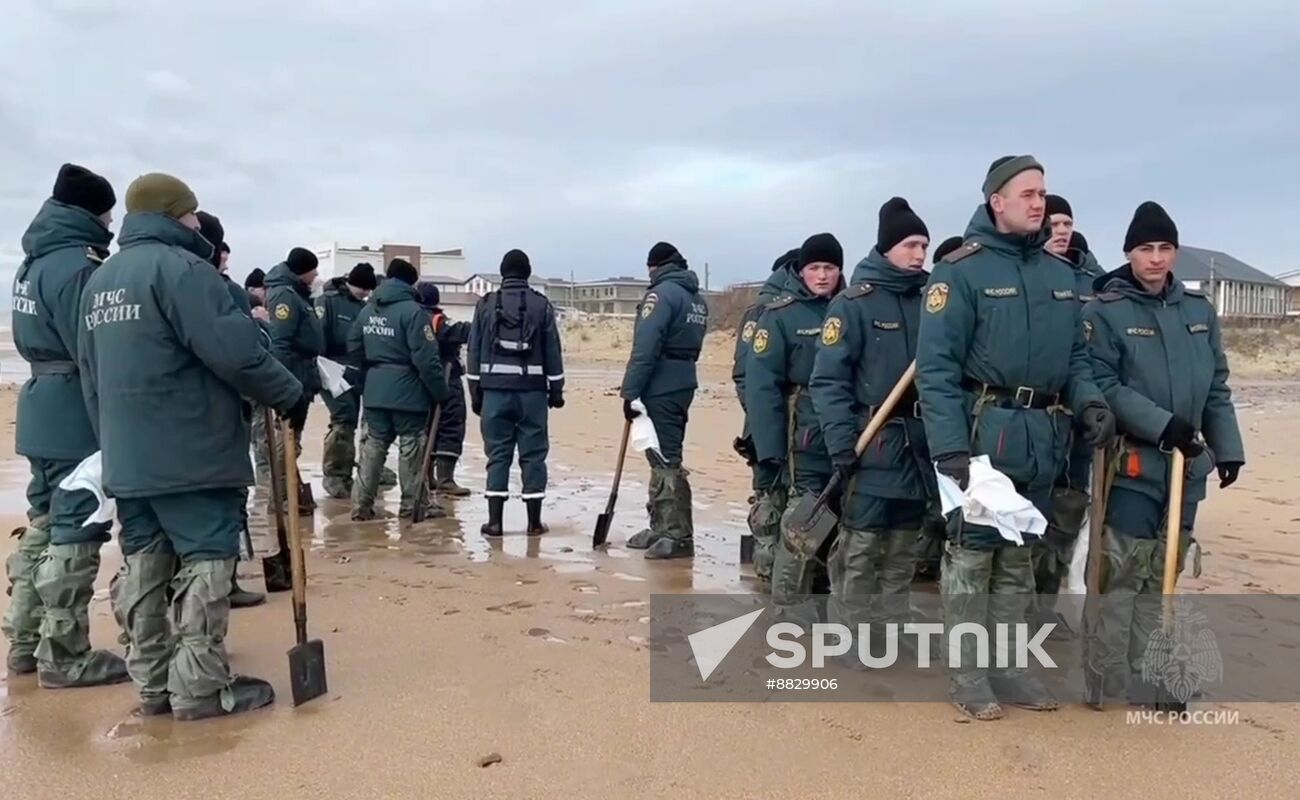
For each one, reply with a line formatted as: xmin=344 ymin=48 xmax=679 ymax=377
xmin=2 ymin=0 xmax=1297 ymax=291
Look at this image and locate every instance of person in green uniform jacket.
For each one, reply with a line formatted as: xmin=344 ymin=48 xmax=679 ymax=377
xmin=1034 ymin=196 xmax=1111 ymax=626
xmin=748 ymin=233 xmax=845 ymax=599
xmin=916 ymin=155 xmax=1115 ymax=720
xmin=1081 ymin=201 xmax=1245 ymax=706
xmin=78 ymin=173 xmax=307 ymax=720
xmin=196 ymin=211 xmax=267 ymax=610
xmin=265 ymin=247 xmax=324 ymax=512
xmin=347 ymin=259 xmax=447 ymax=520
xmin=5 ymin=164 xmax=128 ymax=687
xmin=811 ymin=199 xmax=933 ymax=635
xmin=621 ymin=243 xmax=709 ymax=560
xmin=314 ymin=264 xmax=378 ymax=499
xmin=733 ymin=248 xmax=798 ymax=586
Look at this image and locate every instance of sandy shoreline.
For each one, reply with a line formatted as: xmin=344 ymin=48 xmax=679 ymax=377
xmin=2 ymin=364 xmax=1299 ymax=799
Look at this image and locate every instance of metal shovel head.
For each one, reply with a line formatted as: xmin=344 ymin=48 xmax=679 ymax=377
xmin=739 ymin=534 xmax=755 ymax=565
xmin=781 ymin=494 xmax=838 ymax=559
xmin=288 ymin=638 xmax=328 ymax=706
xmin=592 ymin=512 xmax=613 ymax=548
xmin=262 ymin=551 xmax=292 ymax=593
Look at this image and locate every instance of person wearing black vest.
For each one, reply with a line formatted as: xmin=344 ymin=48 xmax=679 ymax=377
xmin=466 ymin=250 xmax=564 ymax=536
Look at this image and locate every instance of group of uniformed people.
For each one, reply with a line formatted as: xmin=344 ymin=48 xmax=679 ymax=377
xmin=4 ymin=155 xmax=1245 ymax=723
xmin=733 ymin=155 xmax=1244 ymax=719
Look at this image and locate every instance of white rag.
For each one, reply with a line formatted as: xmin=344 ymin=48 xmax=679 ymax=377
xmin=58 ymin=451 xmax=116 ymax=527
xmin=935 ymin=455 xmax=1048 ymax=546
xmin=318 ymin=357 xmax=352 ymax=398
xmin=628 ymin=399 xmax=663 ymax=461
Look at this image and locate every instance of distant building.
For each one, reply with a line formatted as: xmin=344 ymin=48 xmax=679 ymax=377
xmin=463 ymin=273 xmax=550 ymax=298
xmin=550 ymin=276 xmax=650 ymax=317
xmin=1276 ymin=269 xmax=1300 ymax=317
xmin=313 ymin=243 xmax=468 ymax=283
xmin=1176 ymin=246 xmax=1288 ymax=321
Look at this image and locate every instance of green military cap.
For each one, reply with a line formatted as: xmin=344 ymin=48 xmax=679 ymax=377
xmin=125 ymin=172 xmax=198 ymax=218
xmin=982 ymin=155 xmax=1044 ymax=199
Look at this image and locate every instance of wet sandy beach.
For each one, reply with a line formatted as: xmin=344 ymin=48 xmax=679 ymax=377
xmin=3 ymin=365 xmax=1299 ymax=799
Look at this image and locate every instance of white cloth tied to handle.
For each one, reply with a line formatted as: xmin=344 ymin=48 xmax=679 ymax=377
xmin=935 ymin=455 xmax=1047 ymax=546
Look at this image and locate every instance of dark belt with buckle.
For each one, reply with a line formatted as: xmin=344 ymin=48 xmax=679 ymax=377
xmin=962 ymin=378 xmax=1060 ymax=410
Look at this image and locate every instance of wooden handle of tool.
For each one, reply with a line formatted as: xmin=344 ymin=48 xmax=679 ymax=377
xmin=1086 ymin=448 xmax=1109 ymax=596
xmin=608 ymin=419 xmax=632 ymax=504
xmin=851 ymin=361 xmax=918 ymax=458
xmin=282 ymin=419 xmax=308 ymax=628
xmin=264 ymin=408 xmax=287 ymax=540
xmin=1162 ymin=448 xmax=1187 ymax=598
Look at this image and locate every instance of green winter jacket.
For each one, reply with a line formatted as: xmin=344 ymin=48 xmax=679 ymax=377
xmin=745 ymin=266 xmax=842 ymax=486
xmin=810 ymin=250 xmax=933 ymax=501
xmin=620 ymin=260 xmax=709 ymax=400
xmin=1082 ymin=267 xmax=1245 ymax=506
xmin=77 ymin=212 xmax=302 ymax=498
xmin=916 ymin=206 xmax=1106 ymax=493
xmin=13 ymin=200 xmax=112 ymax=462
xmin=265 ymin=262 xmax=324 ymax=396
xmin=315 ymin=277 xmax=366 ymax=366
xmin=347 ymin=278 xmax=447 ymax=413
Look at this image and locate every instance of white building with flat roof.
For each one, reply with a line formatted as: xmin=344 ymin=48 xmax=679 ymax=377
xmin=313 ymin=243 xmax=469 ymax=282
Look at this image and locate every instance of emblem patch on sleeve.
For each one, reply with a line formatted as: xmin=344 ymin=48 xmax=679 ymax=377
xmin=821 ymin=317 xmax=842 ymax=346
xmin=1083 ymin=319 xmax=1093 ymax=342
xmin=753 ymin=329 xmax=769 ymax=354
xmin=274 ymin=303 xmax=291 ymax=321
xmin=741 ymin=320 xmax=757 ymax=343
xmin=425 ymin=324 xmax=435 ymax=341
xmin=925 ymin=283 xmax=949 ymax=314
xmin=641 ymin=292 xmax=659 ymax=319
xmin=315 ymin=306 xmax=326 ymax=319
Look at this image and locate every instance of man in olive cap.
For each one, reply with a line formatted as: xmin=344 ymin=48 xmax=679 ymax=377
xmin=916 ymin=156 xmax=1114 ymax=720
xmin=5 ymin=164 xmax=129 ymax=687
xmin=78 ymin=172 xmax=307 ymax=719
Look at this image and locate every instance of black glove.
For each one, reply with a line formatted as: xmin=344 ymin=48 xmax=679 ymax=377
xmin=548 ymin=387 xmax=564 ymax=409
xmin=469 ymin=383 xmax=483 ymax=416
xmin=732 ymin=435 xmax=757 ymax=466
xmin=1217 ymin=461 xmax=1242 ymax=489
xmin=279 ymin=391 xmax=312 ymax=430
xmin=755 ymin=459 xmax=782 ymax=488
xmin=1079 ymin=404 xmax=1116 ymax=448
xmin=935 ymin=452 xmax=970 ymax=491
xmin=831 ymin=452 xmax=857 ymax=489
xmin=623 ymin=399 xmax=642 ymax=421
xmin=342 ymin=366 xmax=363 ymax=388
xmin=1158 ymin=415 xmax=1203 ymax=458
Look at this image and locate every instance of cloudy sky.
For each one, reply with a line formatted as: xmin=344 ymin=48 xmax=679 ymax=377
xmin=2 ymin=0 xmax=1297 ymax=294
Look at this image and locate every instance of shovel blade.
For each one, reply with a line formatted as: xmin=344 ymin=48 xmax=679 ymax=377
xmin=781 ymin=494 xmax=839 ymax=559
xmin=288 ymin=638 xmax=328 ymax=706
xmin=262 ymin=552 xmax=292 ymax=593
xmin=592 ymin=512 xmax=613 ymax=548
xmin=739 ymin=534 xmax=755 ymax=565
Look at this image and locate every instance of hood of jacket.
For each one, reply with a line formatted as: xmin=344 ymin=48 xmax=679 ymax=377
xmin=266 ymin=261 xmax=311 ymax=297
xmin=1093 ymin=264 xmax=1186 ymax=305
xmin=117 ymin=212 xmax=212 ymax=261
xmin=373 ymin=277 xmax=419 ymax=307
xmin=756 ymin=266 xmax=788 ymax=303
xmin=21 ymin=199 xmax=113 ymax=262
xmin=849 ymin=248 xmax=930 ymax=295
xmin=648 ymin=259 xmax=700 ymax=293
xmin=962 ymin=204 xmax=1051 ymax=261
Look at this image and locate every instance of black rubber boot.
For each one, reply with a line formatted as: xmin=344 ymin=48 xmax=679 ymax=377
xmin=435 ymin=456 xmax=472 ymax=497
xmin=481 ymin=497 xmax=505 ymax=537
xmin=626 ymin=529 xmax=665 ymax=550
xmin=136 ymin=695 xmax=172 ymax=717
xmin=7 ymin=651 xmax=37 ymax=675
xmin=645 ymin=537 xmax=695 ymax=560
xmin=173 ymin=676 xmax=275 ymax=722
xmin=526 ymin=499 xmax=548 ymax=536
xmin=229 ymin=576 xmax=266 ymax=609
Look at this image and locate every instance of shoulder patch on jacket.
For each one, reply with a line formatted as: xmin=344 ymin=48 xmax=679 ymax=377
xmin=925 ymin=282 xmax=950 ymax=313
xmin=764 ymin=296 xmax=795 ymax=311
xmin=753 ymin=328 xmax=770 ymax=354
xmin=274 ymin=303 xmax=291 ymax=321
xmin=85 ymin=246 xmax=104 ymax=265
xmin=942 ymin=241 xmax=981 ymax=263
xmin=1097 ymin=291 xmax=1124 ymax=302
xmin=821 ymin=316 xmax=843 ymax=345
xmin=741 ymin=320 xmax=757 ymax=343
xmin=845 ymin=283 xmax=874 ymax=299
xmin=315 ymin=306 xmax=326 ymax=319
xmin=1187 ymin=322 xmax=1210 ymax=334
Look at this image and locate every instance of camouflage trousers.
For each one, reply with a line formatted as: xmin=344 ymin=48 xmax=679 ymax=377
xmin=1083 ymin=528 xmax=1190 ymax=703
xmin=321 ymin=389 xmax=360 ymax=499
xmin=940 ymin=542 xmax=1036 ymax=700
xmin=827 ymin=527 xmax=919 ymax=630
xmin=33 ymin=542 xmax=125 ymax=684
xmin=771 ymin=491 xmax=831 ymax=613
xmin=250 ymin=405 xmax=271 ymax=486
xmin=747 ymin=487 xmax=787 ymax=587
xmin=648 ymin=465 xmax=694 ymax=542
xmin=354 ymin=408 xmax=427 ymax=517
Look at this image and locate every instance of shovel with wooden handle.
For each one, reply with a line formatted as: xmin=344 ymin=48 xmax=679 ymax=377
xmin=261 ymin=407 xmax=292 ymax=593
xmin=1154 ymin=448 xmax=1188 ymax=712
xmin=782 ymin=361 xmax=918 ymax=559
xmin=592 ymin=419 xmax=633 ymax=548
xmin=282 ymin=418 xmax=328 ymax=706
xmin=411 ymin=405 xmax=443 ymax=523
xmin=1083 ymin=445 xmax=1114 ymax=709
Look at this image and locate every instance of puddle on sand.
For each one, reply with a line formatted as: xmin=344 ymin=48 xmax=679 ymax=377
xmin=103 ymin=713 xmax=244 ymax=764
xmin=236 ymin=450 xmax=756 ymax=595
